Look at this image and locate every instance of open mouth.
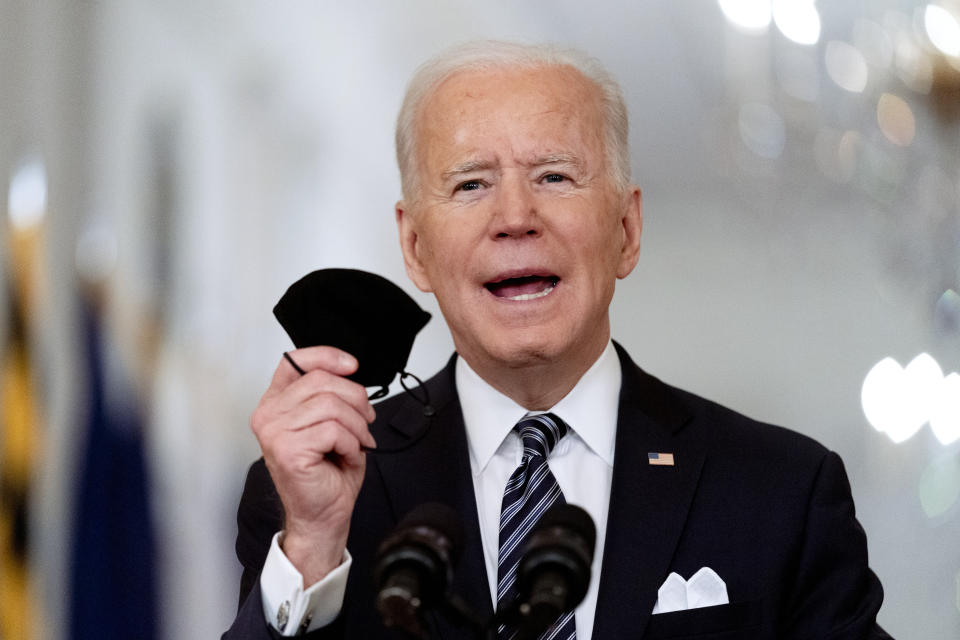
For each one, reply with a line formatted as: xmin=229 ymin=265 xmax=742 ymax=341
xmin=484 ymin=275 xmax=560 ymax=301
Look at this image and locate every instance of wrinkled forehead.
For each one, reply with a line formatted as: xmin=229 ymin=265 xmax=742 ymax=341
xmin=413 ymin=65 xmax=606 ymax=171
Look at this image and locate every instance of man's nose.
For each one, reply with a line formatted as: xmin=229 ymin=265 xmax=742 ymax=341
xmin=490 ymin=174 xmax=540 ymax=239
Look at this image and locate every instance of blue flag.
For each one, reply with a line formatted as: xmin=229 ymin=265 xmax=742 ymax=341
xmin=69 ymin=301 xmax=157 ymax=639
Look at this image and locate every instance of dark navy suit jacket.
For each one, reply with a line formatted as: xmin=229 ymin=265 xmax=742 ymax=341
xmin=224 ymin=344 xmax=891 ymax=639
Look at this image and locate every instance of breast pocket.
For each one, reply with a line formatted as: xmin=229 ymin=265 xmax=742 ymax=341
xmin=642 ymin=600 xmax=762 ymax=639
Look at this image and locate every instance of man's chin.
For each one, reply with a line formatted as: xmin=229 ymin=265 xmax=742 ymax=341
xmin=470 ymin=335 xmax=568 ymax=370
xmin=451 ymin=317 xmax=606 ymax=373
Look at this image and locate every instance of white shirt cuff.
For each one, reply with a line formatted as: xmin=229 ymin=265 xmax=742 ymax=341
xmin=259 ymin=532 xmax=352 ymax=635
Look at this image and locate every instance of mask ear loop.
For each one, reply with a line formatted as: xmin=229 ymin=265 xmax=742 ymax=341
xmin=362 ymin=370 xmax=435 ymax=453
xmin=398 ymin=371 xmax=435 ymax=417
xmin=283 ymin=351 xmax=306 ymax=375
xmin=282 ymin=352 xmax=434 ymax=454
xmin=368 ymin=386 xmax=390 ymax=400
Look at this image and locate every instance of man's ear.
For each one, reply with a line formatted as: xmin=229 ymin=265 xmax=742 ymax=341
xmin=616 ymin=186 xmax=643 ymax=279
xmin=395 ymin=201 xmax=434 ymax=292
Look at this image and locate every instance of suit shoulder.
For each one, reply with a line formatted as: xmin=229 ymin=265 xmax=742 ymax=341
xmin=665 ymin=380 xmax=831 ymax=471
xmin=615 ymin=343 xmax=830 ymax=469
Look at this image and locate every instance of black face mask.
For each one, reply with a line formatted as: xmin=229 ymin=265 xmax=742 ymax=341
xmin=273 ymin=268 xmax=434 ymax=453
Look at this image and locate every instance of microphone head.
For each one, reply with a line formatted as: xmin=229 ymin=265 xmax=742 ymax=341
xmin=396 ymin=502 xmax=464 ymax=558
xmin=513 ymin=504 xmax=596 ymax=632
xmin=273 ymin=269 xmax=431 ymax=388
xmin=534 ymin=503 xmax=596 ymax=553
xmin=372 ymin=502 xmax=463 ymax=632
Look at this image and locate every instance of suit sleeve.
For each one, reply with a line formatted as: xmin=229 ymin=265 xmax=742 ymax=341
xmin=782 ymin=451 xmax=892 ymax=639
xmin=222 ymin=459 xmax=347 ymax=640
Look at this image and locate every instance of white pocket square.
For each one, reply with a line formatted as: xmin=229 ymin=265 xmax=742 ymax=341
xmin=651 ymin=567 xmax=729 ymax=614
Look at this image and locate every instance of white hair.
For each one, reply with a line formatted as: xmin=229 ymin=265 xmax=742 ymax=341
xmin=395 ymin=40 xmax=632 ymax=201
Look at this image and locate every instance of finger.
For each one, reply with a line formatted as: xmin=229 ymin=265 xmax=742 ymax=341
xmin=319 ymin=424 xmax=367 ymax=467
xmin=280 ymin=369 xmax=376 ymax=424
xmin=268 ymin=422 xmax=366 ymax=477
xmin=282 ymin=392 xmax=377 ymax=449
xmin=268 ymin=345 xmax=360 ymax=390
xmin=285 ymin=421 xmax=367 ymax=469
xmin=252 ymin=376 xmax=376 ymax=447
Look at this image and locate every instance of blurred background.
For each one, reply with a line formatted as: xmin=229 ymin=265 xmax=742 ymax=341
xmin=1 ymin=0 xmax=959 ymax=638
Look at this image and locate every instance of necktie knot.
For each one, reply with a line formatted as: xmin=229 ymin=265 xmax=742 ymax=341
xmin=516 ymin=413 xmax=569 ymax=461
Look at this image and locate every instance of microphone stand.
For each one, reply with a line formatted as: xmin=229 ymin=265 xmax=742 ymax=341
xmin=438 ymin=595 xmax=546 ymax=640
xmin=438 ymin=593 xmax=497 ymax=640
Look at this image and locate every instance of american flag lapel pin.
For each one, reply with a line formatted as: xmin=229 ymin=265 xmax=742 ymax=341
xmin=648 ymin=452 xmax=675 ymax=466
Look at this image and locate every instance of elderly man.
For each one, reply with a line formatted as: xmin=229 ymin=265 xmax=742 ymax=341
xmin=224 ymin=42 xmax=890 ymax=639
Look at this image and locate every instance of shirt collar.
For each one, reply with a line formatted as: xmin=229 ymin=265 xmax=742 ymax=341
xmin=456 ymin=341 xmax=622 ymax=472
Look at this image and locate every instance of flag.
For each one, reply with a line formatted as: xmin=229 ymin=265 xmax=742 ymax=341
xmin=0 ymin=285 xmax=40 ymax=640
xmin=68 ymin=298 xmax=158 ymax=639
xmin=1 ymin=211 xmax=44 ymax=640
xmin=648 ymin=452 xmax=675 ymax=466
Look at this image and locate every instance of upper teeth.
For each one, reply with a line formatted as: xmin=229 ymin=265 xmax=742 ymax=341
xmin=506 ymin=282 xmax=556 ymax=301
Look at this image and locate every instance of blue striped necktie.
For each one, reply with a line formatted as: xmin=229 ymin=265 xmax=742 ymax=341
xmin=497 ymin=413 xmax=576 ymax=640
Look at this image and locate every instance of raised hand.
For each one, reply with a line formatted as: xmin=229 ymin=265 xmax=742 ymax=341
xmin=250 ymin=346 xmax=377 ymax=585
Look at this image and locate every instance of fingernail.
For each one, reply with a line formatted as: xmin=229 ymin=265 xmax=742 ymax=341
xmin=340 ymin=353 xmax=356 ymax=368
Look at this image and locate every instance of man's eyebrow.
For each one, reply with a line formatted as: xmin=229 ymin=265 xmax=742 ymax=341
xmin=440 ymin=154 xmax=584 ymax=181
xmin=529 ymin=153 xmax=584 ymax=169
xmin=441 ymin=160 xmax=495 ymax=180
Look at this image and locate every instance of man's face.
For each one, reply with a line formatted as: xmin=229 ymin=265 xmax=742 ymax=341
xmin=397 ymin=65 xmax=642 ymax=374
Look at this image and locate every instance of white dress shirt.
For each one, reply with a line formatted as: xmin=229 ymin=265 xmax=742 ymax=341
xmin=260 ymin=341 xmax=621 ymax=637
xmin=457 ymin=341 xmax=620 ymax=640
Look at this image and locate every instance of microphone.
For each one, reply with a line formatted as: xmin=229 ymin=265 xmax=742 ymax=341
xmin=372 ymin=503 xmax=463 ymax=637
xmin=510 ymin=504 xmax=596 ymax=638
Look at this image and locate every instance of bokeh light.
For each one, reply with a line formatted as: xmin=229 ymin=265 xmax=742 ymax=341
xmin=772 ymin=0 xmax=821 ymax=45
xmin=738 ymin=102 xmax=786 ymax=158
xmin=813 ymin=128 xmax=861 ymax=183
xmin=918 ymin=452 xmax=960 ymax=518
xmin=934 ymin=289 xmax=960 ymax=335
xmin=895 ymin=33 xmax=935 ymax=93
xmin=930 ymin=373 xmax=960 ymax=445
xmin=862 ymin=357 xmax=911 ymax=437
xmin=862 ymin=353 xmax=960 ymax=444
xmin=925 ymin=3 xmax=960 ymax=57
xmin=903 ymin=353 xmax=946 ymax=438
xmin=718 ymin=0 xmax=772 ymax=32
xmin=7 ymin=155 xmax=47 ymax=230
xmin=853 ymin=19 xmax=894 ymax=69
xmin=825 ymin=40 xmax=869 ymax=92
xmin=876 ymin=93 xmax=916 ymax=146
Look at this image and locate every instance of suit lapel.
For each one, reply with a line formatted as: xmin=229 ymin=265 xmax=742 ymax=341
xmin=371 ymin=356 xmax=493 ymax=638
xmin=592 ymin=344 xmax=708 ymax=638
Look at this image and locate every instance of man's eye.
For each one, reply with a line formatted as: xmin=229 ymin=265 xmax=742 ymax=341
xmin=542 ymin=173 xmax=566 ymax=183
xmin=457 ymin=180 xmax=483 ymax=192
